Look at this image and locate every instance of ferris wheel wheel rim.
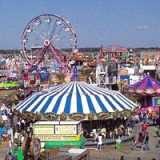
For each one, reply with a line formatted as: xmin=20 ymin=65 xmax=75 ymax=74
xmin=21 ymin=13 xmax=78 ymax=66
xmin=21 ymin=13 xmax=77 ymax=50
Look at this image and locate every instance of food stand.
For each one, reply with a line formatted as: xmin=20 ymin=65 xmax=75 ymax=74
xmin=32 ymin=121 xmax=86 ymax=149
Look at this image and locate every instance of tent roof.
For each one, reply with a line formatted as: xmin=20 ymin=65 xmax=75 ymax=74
xmin=16 ymin=82 xmax=137 ymax=114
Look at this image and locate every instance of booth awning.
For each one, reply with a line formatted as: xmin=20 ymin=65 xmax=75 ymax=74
xmin=16 ymin=82 xmax=137 ymax=114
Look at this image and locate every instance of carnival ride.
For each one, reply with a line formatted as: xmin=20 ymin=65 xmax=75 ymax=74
xmin=21 ymin=14 xmax=78 ymax=86
xmin=15 ymin=81 xmax=137 ymax=156
xmin=129 ymin=75 xmax=160 ymax=95
xmin=128 ymin=75 xmax=160 ymax=114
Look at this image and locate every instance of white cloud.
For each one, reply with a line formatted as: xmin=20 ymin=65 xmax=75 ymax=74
xmin=136 ymin=25 xmax=149 ymax=30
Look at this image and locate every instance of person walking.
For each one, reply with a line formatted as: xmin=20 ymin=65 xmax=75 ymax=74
xmin=142 ymin=132 xmax=150 ymax=150
xmin=96 ymin=133 xmax=103 ymax=151
xmin=115 ymin=136 xmax=122 ymax=150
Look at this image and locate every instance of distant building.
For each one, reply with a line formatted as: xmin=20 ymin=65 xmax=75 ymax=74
xmin=103 ymin=45 xmax=129 ymax=62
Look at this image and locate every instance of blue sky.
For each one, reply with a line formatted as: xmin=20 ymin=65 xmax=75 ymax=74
xmin=0 ymin=0 xmax=160 ymax=49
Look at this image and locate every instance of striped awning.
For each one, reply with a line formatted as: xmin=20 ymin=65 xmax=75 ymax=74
xmin=16 ymin=82 xmax=137 ymax=114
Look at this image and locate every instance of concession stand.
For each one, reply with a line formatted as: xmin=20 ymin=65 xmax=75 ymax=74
xmin=32 ymin=121 xmax=85 ymax=149
xmin=32 ymin=121 xmax=87 ymax=160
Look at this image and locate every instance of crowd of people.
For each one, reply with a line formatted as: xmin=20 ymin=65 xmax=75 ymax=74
xmin=90 ymin=123 xmax=133 ymax=142
xmin=85 ymin=110 xmax=160 ymax=153
xmin=0 ymin=102 xmax=37 ymax=159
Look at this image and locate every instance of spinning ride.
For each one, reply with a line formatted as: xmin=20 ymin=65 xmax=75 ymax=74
xmin=128 ymin=75 xmax=160 ymax=114
xmin=128 ymin=75 xmax=160 ymax=95
xmin=21 ymin=14 xmax=78 ymax=73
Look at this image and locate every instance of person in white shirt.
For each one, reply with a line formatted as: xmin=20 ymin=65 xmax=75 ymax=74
xmin=97 ymin=133 xmax=103 ymax=151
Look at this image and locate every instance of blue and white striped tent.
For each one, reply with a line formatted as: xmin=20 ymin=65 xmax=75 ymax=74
xmin=16 ymin=82 xmax=137 ymax=114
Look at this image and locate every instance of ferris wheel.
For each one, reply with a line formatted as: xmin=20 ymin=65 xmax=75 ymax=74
xmin=21 ymin=14 xmax=78 ymax=72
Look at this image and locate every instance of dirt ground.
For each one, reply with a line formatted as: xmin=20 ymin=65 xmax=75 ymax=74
xmin=88 ymin=126 xmax=160 ymax=160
